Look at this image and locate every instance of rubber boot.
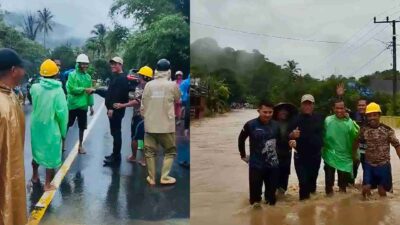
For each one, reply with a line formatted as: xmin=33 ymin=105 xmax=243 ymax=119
xmin=160 ymin=157 xmax=176 ymax=185
xmin=145 ymin=157 xmax=156 ymax=185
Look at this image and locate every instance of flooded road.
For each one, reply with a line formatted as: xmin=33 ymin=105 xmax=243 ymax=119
xmin=23 ymin=95 xmax=189 ymax=225
xmin=191 ymin=109 xmax=400 ymax=225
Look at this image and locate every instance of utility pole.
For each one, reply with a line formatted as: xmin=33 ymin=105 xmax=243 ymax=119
xmin=374 ymin=16 xmax=400 ymax=115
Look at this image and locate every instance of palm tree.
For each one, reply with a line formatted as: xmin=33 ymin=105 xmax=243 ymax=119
xmin=284 ymin=60 xmax=301 ymax=80
xmin=85 ymin=37 xmax=100 ymax=59
xmin=23 ymin=12 xmax=39 ymax=41
xmin=105 ymin=24 xmax=128 ymax=58
xmin=91 ymin=23 xmax=107 ymax=58
xmin=37 ymin=8 xmax=54 ymax=48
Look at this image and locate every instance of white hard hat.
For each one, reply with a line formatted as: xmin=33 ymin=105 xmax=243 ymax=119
xmin=76 ymin=54 xmax=90 ymax=63
xmin=109 ymin=56 xmax=123 ymax=65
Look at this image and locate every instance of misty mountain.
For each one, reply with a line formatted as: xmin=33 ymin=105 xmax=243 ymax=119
xmin=3 ymin=10 xmax=85 ymax=48
xmin=191 ymin=37 xmax=272 ymax=76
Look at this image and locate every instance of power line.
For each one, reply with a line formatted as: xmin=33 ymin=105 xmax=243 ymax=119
xmin=350 ymin=47 xmax=389 ymax=76
xmin=374 ymin=15 xmax=400 ymax=114
xmin=325 ymin=5 xmax=400 ymax=57
xmin=191 ymin=21 xmax=343 ymax=44
xmin=316 ymin=24 xmax=391 ymax=76
xmin=314 ymin=5 xmax=400 ymax=75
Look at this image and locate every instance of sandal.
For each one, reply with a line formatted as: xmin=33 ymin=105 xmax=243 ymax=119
xmin=78 ymin=146 xmax=87 ymax=154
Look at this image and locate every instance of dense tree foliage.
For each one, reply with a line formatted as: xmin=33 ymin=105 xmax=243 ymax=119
xmin=191 ymin=37 xmax=394 ymax=115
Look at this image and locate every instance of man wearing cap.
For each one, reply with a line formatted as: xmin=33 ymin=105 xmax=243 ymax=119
xmin=66 ymin=54 xmax=95 ymax=154
xmin=288 ymin=94 xmax=324 ymax=200
xmin=103 ymin=56 xmax=132 ymax=166
xmin=358 ymin=102 xmax=400 ymax=198
xmin=0 ymin=48 xmax=28 ymax=225
xmin=141 ymin=59 xmax=181 ymax=185
xmin=322 ymin=98 xmax=359 ymax=195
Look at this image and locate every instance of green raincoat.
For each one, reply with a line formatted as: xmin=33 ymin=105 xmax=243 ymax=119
xmin=66 ymin=64 xmax=94 ymax=110
xmin=322 ymin=115 xmax=359 ymax=175
xmin=30 ymin=78 xmax=68 ymax=169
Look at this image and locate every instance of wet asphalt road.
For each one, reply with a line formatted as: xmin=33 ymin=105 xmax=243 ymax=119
xmin=23 ymin=95 xmax=190 ymax=225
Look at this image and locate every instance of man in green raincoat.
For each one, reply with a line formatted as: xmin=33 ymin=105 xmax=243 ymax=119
xmin=30 ymin=59 xmax=68 ymax=191
xmin=322 ymin=98 xmax=359 ymax=195
xmin=66 ymin=54 xmax=95 ymax=154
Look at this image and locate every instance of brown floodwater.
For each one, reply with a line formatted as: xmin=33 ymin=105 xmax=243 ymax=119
xmin=191 ymin=109 xmax=400 ymax=225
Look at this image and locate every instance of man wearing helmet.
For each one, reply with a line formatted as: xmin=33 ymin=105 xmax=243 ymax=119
xmin=66 ymin=54 xmax=95 ymax=154
xmin=114 ymin=66 xmax=153 ymax=167
xmin=141 ymin=59 xmax=181 ymax=185
xmin=358 ymin=102 xmax=400 ymax=198
xmin=30 ymin=59 xmax=68 ymax=191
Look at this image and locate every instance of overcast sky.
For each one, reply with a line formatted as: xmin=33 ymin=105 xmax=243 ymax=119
xmin=1 ymin=0 xmax=133 ymax=38
xmin=191 ymin=0 xmax=400 ymax=78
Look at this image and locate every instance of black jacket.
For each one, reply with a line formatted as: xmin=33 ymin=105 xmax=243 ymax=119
xmin=104 ymin=72 xmax=131 ymax=113
xmin=288 ymin=113 xmax=324 ymax=162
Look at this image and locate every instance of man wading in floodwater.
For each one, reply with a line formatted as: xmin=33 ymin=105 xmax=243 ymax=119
xmin=288 ymin=94 xmax=324 ymax=201
xmin=238 ymin=100 xmax=280 ymax=207
xmin=358 ymin=102 xmax=400 ymax=199
xmin=322 ymin=99 xmax=359 ymax=195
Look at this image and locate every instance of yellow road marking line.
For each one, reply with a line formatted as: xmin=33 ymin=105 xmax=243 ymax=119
xmin=27 ymin=104 xmax=105 ymax=225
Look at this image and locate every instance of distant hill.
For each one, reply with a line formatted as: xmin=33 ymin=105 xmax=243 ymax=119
xmin=191 ymin=37 xmax=271 ymax=76
xmin=3 ymin=10 xmax=85 ymax=48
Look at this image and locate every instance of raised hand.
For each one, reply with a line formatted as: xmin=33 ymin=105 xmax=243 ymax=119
xmin=336 ymin=82 xmax=345 ymax=97
xmin=291 ymin=127 xmax=301 ymax=139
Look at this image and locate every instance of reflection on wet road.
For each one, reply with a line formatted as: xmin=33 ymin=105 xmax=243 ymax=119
xmin=23 ymin=96 xmax=189 ymax=224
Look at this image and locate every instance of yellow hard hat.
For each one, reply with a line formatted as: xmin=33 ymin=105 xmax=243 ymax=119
xmin=366 ymin=102 xmax=382 ymax=114
xmin=138 ymin=66 xmax=153 ymax=78
xmin=40 ymin=59 xmax=59 ymax=77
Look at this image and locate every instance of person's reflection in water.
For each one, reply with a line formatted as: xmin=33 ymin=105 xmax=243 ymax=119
xmin=106 ymin=166 xmax=121 ymax=219
xmin=59 ymin=174 xmax=73 ymax=200
xmin=297 ymin=204 xmax=317 ymax=225
xmin=247 ymin=207 xmax=286 ymax=225
xmin=126 ymin=164 xmax=147 ymax=219
xmin=73 ymin=171 xmax=84 ymax=194
xmin=126 ymin=163 xmax=180 ymax=220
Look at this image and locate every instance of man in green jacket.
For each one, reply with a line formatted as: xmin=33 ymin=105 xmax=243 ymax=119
xmin=66 ymin=54 xmax=95 ymax=154
xmin=30 ymin=59 xmax=68 ymax=191
xmin=322 ymin=98 xmax=359 ymax=195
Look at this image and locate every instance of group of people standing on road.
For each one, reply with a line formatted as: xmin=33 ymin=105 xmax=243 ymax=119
xmin=239 ymin=87 xmax=400 ymax=208
xmin=0 ymin=47 xmax=189 ymax=225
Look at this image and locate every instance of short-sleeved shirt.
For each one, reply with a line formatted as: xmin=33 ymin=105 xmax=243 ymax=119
xmin=130 ymin=82 xmax=146 ymax=117
xmin=360 ymin=123 xmax=400 ymax=166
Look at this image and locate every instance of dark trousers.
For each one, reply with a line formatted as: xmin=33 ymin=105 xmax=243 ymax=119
xmin=324 ymin=163 xmax=349 ymax=193
xmin=350 ymin=153 xmax=365 ymax=184
xmin=109 ymin=111 xmax=124 ymax=157
xmin=294 ymin=156 xmax=321 ymax=200
xmin=249 ymin=167 xmax=279 ymax=205
xmin=278 ymin=155 xmax=291 ymax=191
